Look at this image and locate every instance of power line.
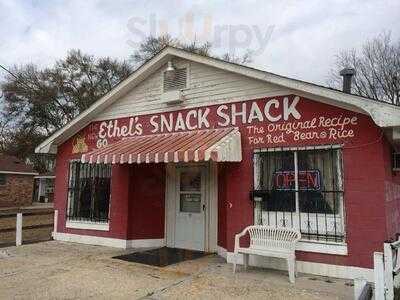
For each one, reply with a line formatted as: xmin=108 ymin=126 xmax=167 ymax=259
xmin=0 ymin=63 xmax=18 ymax=80
xmin=0 ymin=64 xmax=18 ymax=100
xmin=0 ymin=63 xmax=37 ymax=96
xmin=0 ymin=64 xmax=13 ymax=99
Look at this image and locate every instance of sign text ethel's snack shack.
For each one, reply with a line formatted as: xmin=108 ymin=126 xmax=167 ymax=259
xmin=86 ymin=96 xmax=359 ymax=149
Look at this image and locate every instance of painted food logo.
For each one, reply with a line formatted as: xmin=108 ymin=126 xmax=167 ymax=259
xmin=72 ymin=135 xmax=88 ymax=154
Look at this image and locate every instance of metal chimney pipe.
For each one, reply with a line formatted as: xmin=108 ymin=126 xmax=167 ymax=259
xmin=339 ymin=68 xmax=356 ymax=93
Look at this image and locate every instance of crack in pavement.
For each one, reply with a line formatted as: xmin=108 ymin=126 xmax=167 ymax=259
xmin=137 ymin=263 xmax=219 ymax=300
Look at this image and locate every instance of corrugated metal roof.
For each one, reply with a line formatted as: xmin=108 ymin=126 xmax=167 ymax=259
xmin=81 ymin=128 xmax=242 ymax=164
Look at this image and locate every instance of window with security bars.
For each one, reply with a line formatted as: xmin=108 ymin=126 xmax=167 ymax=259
xmin=0 ymin=174 xmax=6 ymax=185
xmin=67 ymin=161 xmax=111 ymax=222
xmin=393 ymin=152 xmax=400 ymax=171
xmin=254 ymin=147 xmax=345 ymax=242
xmin=163 ymin=67 xmax=187 ymax=92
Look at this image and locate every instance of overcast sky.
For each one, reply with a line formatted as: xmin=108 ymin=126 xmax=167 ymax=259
xmin=0 ymin=0 xmax=399 ymax=85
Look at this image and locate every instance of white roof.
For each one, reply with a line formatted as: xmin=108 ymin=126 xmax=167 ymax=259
xmin=35 ymin=46 xmax=400 ymax=154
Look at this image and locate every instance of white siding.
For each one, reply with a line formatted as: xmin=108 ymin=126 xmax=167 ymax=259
xmin=95 ymin=58 xmax=291 ymax=121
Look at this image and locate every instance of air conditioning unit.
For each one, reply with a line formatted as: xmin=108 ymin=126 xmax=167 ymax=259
xmin=393 ymin=152 xmax=400 ymax=171
xmin=161 ymin=90 xmax=185 ymax=105
xmin=161 ymin=65 xmax=187 ymax=105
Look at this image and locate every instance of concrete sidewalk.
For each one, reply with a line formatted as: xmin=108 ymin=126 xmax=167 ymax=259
xmin=0 ymin=241 xmax=353 ymax=299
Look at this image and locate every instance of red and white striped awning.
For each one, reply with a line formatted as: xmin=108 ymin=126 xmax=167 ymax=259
xmin=81 ymin=127 xmax=242 ymax=164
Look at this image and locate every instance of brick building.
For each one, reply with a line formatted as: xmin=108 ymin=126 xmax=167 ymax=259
xmin=0 ymin=154 xmax=38 ymax=208
xmin=36 ymin=47 xmax=400 ymax=280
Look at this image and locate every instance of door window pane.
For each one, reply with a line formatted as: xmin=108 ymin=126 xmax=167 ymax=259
xmin=180 ymin=194 xmax=201 ymax=213
xmin=179 ymin=168 xmax=202 ymax=213
xmin=180 ymin=170 xmax=201 ymax=192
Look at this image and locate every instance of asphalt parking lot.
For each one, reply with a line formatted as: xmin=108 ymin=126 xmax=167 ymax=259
xmin=0 ymin=241 xmax=353 ymax=299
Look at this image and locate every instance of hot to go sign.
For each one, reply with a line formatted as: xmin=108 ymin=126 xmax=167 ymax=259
xmin=273 ymin=170 xmax=321 ymax=191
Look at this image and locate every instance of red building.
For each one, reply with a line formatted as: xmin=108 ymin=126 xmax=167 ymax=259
xmin=36 ymin=47 xmax=400 ymax=281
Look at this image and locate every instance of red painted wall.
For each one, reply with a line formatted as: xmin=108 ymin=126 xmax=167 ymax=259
xmin=216 ymin=138 xmax=390 ymax=268
xmin=127 ymin=164 xmax=165 ymax=240
xmin=217 ymin=163 xmax=228 ymax=249
xmin=205 ymin=96 xmax=389 ymax=269
xmin=54 ymin=94 xmax=396 ymax=269
xmin=55 ymin=139 xmax=131 ymax=239
xmin=54 ymin=137 xmax=165 ymax=240
xmin=382 ymin=138 xmax=400 ymax=240
xmin=295 ymin=138 xmax=388 ymax=268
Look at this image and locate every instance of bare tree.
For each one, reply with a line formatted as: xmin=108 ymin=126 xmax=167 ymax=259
xmin=220 ymin=49 xmax=253 ymax=65
xmin=130 ymin=35 xmax=178 ymax=66
xmin=131 ymin=34 xmax=252 ymax=68
xmin=328 ymin=32 xmax=400 ymax=105
xmin=1 ymin=50 xmax=131 ymax=136
xmin=0 ymin=35 xmax=253 ymax=168
xmin=0 ymin=50 xmax=131 ymax=170
xmin=130 ymin=35 xmax=212 ymax=67
xmin=0 ymin=117 xmax=9 ymax=153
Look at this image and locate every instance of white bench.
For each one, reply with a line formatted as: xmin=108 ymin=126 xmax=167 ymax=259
xmin=233 ymin=225 xmax=301 ymax=283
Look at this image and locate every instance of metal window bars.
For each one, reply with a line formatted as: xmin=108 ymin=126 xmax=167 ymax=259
xmin=253 ymin=145 xmax=345 ymax=243
xmin=66 ymin=161 xmax=111 ymax=223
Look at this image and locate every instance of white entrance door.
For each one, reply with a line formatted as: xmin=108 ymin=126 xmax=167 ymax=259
xmin=174 ymin=166 xmax=206 ymax=251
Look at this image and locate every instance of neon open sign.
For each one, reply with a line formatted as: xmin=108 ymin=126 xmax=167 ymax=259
xmin=273 ymin=170 xmax=321 ymax=191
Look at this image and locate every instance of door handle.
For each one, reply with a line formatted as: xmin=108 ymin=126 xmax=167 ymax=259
xmin=202 ymin=204 xmax=206 ymax=211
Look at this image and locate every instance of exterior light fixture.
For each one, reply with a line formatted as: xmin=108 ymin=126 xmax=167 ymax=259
xmin=164 ymin=61 xmax=176 ymax=81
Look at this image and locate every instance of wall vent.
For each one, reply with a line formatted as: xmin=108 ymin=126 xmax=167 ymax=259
xmin=163 ymin=67 xmax=187 ymax=92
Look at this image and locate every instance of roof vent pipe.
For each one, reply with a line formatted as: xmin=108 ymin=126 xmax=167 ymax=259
xmin=339 ymin=68 xmax=356 ymax=93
